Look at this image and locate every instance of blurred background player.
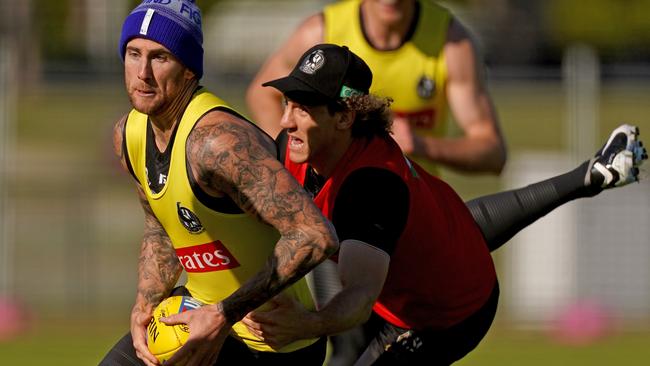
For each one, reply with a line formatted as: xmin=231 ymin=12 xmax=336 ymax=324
xmin=243 ymin=43 xmax=648 ymax=365
xmin=246 ymin=0 xmax=506 ymax=176
xmin=99 ymin=1 xmax=338 ymax=365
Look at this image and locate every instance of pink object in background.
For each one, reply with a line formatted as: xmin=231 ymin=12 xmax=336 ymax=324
xmin=0 ymin=296 xmax=30 ymax=341
xmin=548 ymin=300 xmax=614 ymax=346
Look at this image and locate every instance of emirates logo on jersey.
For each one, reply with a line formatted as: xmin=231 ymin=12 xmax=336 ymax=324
xmin=176 ymin=241 xmax=241 ymax=273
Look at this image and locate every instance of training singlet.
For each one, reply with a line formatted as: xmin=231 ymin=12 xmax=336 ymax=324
xmin=123 ymin=89 xmax=318 ymax=352
xmin=285 ymin=136 xmax=496 ymax=330
xmin=324 ymin=0 xmax=451 ymax=174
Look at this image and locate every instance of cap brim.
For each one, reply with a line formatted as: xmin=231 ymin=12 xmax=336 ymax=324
xmin=263 ymin=76 xmax=332 ymax=105
xmin=262 ymin=75 xmax=307 ymax=92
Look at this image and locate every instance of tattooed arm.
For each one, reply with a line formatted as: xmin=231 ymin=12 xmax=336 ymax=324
xmin=163 ymin=110 xmax=338 ymax=364
xmin=132 ymin=187 xmax=183 ymax=365
xmin=113 ymin=115 xmax=183 ymax=366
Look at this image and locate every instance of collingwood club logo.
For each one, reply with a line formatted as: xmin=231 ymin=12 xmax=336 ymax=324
xmin=299 ymin=50 xmax=325 ymax=74
xmin=416 ymin=75 xmax=435 ymax=99
xmin=177 ymin=202 xmax=204 ymax=234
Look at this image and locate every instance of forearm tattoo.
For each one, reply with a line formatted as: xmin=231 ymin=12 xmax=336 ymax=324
xmin=114 ymin=117 xmax=180 ymax=307
xmin=137 ymin=191 xmax=182 ymax=306
xmin=220 ymin=230 xmax=318 ymax=323
xmin=187 ymin=118 xmax=337 ymax=323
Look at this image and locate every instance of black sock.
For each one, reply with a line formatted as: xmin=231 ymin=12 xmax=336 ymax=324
xmin=466 ymin=160 xmax=603 ymax=251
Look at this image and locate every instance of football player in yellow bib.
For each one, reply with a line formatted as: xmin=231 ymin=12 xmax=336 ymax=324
xmin=99 ymin=1 xmax=338 ymax=365
xmin=247 ymin=0 xmax=506 ymax=176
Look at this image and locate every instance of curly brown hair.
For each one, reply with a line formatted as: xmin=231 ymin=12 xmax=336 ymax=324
xmin=328 ymin=94 xmax=393 ymax=139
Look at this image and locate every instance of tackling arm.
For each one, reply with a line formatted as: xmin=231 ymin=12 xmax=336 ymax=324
xmin=242 ymin=239 xmax=389 ymax=349
xmin=310 ymin=240 xmax=389 ymax=335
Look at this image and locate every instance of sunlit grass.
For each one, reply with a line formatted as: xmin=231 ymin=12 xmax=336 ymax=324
xmin=2 ymin=320 xmax=650 ymax=365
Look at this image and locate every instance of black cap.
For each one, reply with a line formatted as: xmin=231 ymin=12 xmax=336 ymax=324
xmin=263 ymin=43 xmax=373 ymax=105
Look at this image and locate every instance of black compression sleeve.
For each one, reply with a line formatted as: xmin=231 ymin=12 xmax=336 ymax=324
xmin=332 ymin=168 xmax=409 ymax=256
xmin=466 ymin=160 xmax=602 ymax=252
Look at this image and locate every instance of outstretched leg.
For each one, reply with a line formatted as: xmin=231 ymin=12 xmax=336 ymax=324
xmin=467 ymin=124 xmax=647 ymax=252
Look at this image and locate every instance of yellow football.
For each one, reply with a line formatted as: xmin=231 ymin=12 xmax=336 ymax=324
xmin=147 ymin=296 xmax=203 ymax=364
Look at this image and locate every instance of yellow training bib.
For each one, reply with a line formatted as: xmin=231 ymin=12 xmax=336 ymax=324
xmin=124 ymin=88 xmax=317 ymax=353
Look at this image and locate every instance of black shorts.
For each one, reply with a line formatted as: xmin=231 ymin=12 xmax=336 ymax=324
xmin=358 ymin=280 xmax=500 ymax=366
xmin=98 ymin=333 xmax=326 ymax=366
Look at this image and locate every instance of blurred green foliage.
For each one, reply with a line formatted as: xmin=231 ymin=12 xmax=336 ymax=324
xmin=33 ymin=0 xmax=226 ymax=61
xmin=34 ymin=0 xmax=86 ymax=61
xmin=33 ymin=0 xmax=650 ymax=64
xmin=544 ymin=0 xmax=650 ymax=59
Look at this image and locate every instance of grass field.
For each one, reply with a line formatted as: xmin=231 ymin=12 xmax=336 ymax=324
xmin=2 ymin=319 xmax=650 ymax=365
xmin=457 ymin=328 xmax=650 ymax=366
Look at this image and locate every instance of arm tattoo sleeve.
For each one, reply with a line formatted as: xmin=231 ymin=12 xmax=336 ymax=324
xmin=187 ymin=118 xmax=338 ymax=323
xmin=137 ymin=188 xmax=183 ymax=306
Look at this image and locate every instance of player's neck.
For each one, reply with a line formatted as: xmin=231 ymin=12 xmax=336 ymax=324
xmin=310 ymin=134 xmax=352 ymax=179
xmin=149 ymin=79 xmax=198 ymax=149
xmin=361 ymin=1 xmax=417 ymax=50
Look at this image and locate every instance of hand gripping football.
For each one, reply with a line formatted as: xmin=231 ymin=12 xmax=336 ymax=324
xmin=147 ymin=296 xmax=203 ymax=364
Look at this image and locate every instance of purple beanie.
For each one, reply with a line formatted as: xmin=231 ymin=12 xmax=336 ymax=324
xmin=119 ymin=0 xmax=203 ymax=78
